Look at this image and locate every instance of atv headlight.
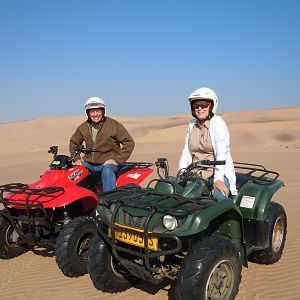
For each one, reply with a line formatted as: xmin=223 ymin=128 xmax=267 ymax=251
xmin=163 ymin=215 xmax=178 ymax=231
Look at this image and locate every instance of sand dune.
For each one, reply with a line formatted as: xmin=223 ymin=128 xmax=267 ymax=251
xmin=0 ymin=107 xmax=300 ymax=299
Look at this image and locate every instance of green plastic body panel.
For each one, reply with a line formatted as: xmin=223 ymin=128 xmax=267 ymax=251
xmin=96 ymin=177 xmax=283 ymax=248
xmin=98 ymin=195 xmax=243 ymax=239
xmin=232 ymin=179 xmax=284 ymax=220
xmin=171 ymin=198 xmax=242 ymax=237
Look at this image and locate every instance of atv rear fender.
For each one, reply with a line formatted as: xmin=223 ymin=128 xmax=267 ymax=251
xmin=232 ymin=179 xmax=284 ymax=220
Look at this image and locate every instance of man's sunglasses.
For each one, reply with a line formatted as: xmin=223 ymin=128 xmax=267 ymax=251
xmin=192 ymin=102 xmax=210 ymax=110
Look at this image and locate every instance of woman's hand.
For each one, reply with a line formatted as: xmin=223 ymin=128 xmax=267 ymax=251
xmin=213 ymin=180 xmax=229 ymax=197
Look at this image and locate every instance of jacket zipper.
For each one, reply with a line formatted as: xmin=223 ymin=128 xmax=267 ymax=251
xmin=89 ymin=121 xmax=104 ymax=162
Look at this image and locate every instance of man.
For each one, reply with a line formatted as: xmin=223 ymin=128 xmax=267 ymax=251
xmin=69 ymin=97 xmax=135 ymax=192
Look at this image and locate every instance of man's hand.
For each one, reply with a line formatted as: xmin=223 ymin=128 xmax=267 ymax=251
xmin=104 ymin=159 xmax=118 ymax=166
xmin=74 ymin=159 xmax=83 ymax=166
xmin=213 ymin=180 xmax=229 ymax=197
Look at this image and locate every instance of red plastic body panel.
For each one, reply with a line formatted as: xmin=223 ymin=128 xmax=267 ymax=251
xmin=7 ymin=166 xmax=98 ymax=209
xmin=116 ymin=168 xmax=153 ymax=187
xmin=5 ymin=165 xmax=153 ymax=209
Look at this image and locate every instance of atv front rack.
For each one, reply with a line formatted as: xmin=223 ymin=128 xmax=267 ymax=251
xmin=96 ymin=183 xmax=216 ymax=281
xmin=234 ymin=162 xmax=279 ymax=185
xmin=0 ymin=183 xmax=64 ymax=245
xmin=123 ymin=162 xmax=154 ymax=168
xmin=101 ymin=182 xmax=216 ymax=216
xmin=0 ymin=183 xmax=64 ymax=207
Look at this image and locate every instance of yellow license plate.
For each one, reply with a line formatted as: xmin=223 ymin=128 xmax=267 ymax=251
xmin=109 ymin=223 xmax=158 ymax=251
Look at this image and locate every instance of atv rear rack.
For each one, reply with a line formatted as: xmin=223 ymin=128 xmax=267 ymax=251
xmin=124 ymin=162 xmax=154 ymax=168
xmin=116 ymin=162 xmax=154 ymax=177
xmin=233 ymin=162 xmax=279 ymax=185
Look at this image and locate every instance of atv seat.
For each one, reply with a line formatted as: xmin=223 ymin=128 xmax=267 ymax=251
xmin=235 ymin=173 xmax=248 ymax=191
xmin=116 ymin=164 xmax=132 ymax=176
xmin=86 ymin=164 xmax=132 ymax=185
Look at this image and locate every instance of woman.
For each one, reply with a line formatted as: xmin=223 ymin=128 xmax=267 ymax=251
xmin=178 ymin=87 xmax=237 ymax=201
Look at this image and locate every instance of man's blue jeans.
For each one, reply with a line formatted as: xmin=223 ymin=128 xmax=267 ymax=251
xmin=82 ymin=162 xmax=118 ymax=192
xmin=208 ymin=176 xmax=231 ymax=202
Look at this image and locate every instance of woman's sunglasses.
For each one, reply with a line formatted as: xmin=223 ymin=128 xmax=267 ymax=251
xmin=192 ymin=101 xmax=210 ymax=110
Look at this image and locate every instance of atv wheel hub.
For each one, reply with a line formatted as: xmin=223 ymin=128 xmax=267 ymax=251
xmin=206 ymin=260 xmax=234 ymax=300
xmin=272 ymin=216 xmax=284 ymax=253
xmin=6 ymin=224 xmax=20 ymax=245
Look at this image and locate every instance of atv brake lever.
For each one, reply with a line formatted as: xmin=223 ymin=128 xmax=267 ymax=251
xmin=48 ymin=146 xmax=58 ymax=156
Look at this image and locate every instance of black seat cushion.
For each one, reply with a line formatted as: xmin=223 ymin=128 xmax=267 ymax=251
xmin=236 ymin=173 xmax=248 ymax=191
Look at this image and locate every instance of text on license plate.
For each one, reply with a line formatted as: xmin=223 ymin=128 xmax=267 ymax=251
xmin=108 ymin=223 xmax=158 ymax=251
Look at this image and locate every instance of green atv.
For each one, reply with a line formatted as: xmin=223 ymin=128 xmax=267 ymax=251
xmin=87 ymin=158 xmax=287 ymax=300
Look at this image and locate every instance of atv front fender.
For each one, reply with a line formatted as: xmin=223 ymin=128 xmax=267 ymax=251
xmin=173 ymin=198 xmax=243 ymax=238
xmin=42 ymin=185 xmax=98 ymax=209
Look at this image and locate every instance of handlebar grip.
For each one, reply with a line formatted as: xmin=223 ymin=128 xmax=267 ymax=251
xmin=75 ymin=145 xmax=99 ymax=153
xmin=201 ymin=160 xmax=226 ymax=166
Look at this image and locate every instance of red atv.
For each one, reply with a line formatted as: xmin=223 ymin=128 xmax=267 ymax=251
xmin=0 ymin=145 xmax=153 ymax=265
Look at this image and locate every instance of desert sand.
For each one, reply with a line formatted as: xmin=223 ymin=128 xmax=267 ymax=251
xmin=0 ymin=107 xmax=300 ymax=299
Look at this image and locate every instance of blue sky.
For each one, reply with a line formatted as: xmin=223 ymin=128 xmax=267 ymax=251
xmin=0 ymin=0 xmax=299 ymax=123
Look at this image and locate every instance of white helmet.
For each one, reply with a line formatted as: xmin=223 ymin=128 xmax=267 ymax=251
xmin=189 ymin=87 xmax=218 ymax=115
xmin=84 ymin=97 xmax=106 ymax=115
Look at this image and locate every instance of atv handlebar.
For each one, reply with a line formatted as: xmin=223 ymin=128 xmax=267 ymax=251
xmin=48 ymin=145 xmax=101 ymax=164
xmin=155 ymin=158 xmax=169 ymax=179
xmin=185 ymin=160 xmax=226 ymax=171
xmin=177 ymin=160 xmax=226 ymax=181
xmin=48 ymin=145 xmax=156 ymax=170
xmin=74 ymin=145 xmax=102 ymax=155
xmin=195 ymin=160 xmax=225 ymax=166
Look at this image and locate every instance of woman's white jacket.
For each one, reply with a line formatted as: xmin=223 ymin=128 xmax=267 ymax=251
xmin=178 ymin=116 xmax=237 ymax=195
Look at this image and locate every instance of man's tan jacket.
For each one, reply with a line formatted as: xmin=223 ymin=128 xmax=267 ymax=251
xmin=69 ymin=117 xmax=135 ymax=164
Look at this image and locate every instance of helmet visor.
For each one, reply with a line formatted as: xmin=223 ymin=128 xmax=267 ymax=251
xmin=85 ymin=103 xmax=105 ymax=110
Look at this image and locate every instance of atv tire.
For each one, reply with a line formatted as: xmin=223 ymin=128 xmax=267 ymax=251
xmin=249 ymin=202 xmax=287 ymax=264
xmin=0 ymin=215 xmax=27 ymax=259
xmin=88 ymin=232 xmax=132 ymax=293
xmin=55 ymin=216 xmax=96 ymax=277
xmin=175 ymin=236 xmax=242 ymax=300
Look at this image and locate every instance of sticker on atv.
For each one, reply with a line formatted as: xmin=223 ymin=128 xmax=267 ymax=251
xmin=126 ymin=173 xmax=142 ymax=179
xmin=68 ymin=169 xmax=83 ymax=181
xmin=240 ymin=195 xmax=256 ymax=208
